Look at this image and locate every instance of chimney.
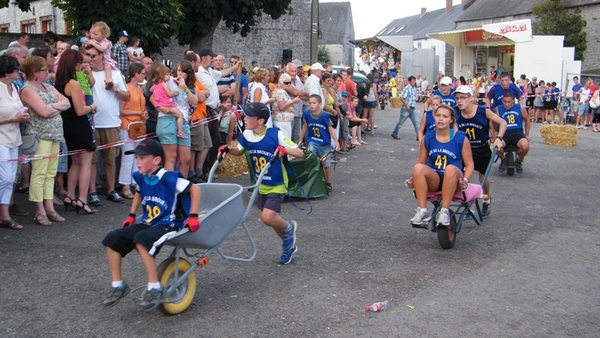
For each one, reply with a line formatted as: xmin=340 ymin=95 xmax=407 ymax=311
xmin=421 ymin=7 xmax=426 ymax=16
xmin=446 ymin=0 xmax=452 ymax=12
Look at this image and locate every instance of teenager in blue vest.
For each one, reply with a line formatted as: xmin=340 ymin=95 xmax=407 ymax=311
xmin=495 ymin=92 xmax=530 ymax=173
xmin=423 ymin=76 xmax=457 ymax=112
xmin=102 ymin=139 xmax=202 ymax=310
xmin=225 ymin=102 xmax=304 ymax=265
xmin=299 ymin=94 xmax=340 ymax=193
xmin=418 ymin=95 xmax=442 ymax=142
xmin=410 ymin=104 xmax=474 ymax=228
xmin=486 ymin=72 xmax=523 ymax=110
xmin=455 ymin=86 xmax=506 ymax=217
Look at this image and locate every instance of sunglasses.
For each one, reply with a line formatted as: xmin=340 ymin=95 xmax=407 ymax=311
xmin=283 ymin=81 xmax=291 ymax=85
xmin=86 ymin=53 xmax=98 ymax=59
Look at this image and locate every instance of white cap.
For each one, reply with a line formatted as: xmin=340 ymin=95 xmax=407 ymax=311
xmin=454 ymin=85 xmax=473 ymax=96
xmin=310 ymin=63 xmax=326 ymax=71
xmin=440 ymin=76 xmax=452 ymax=86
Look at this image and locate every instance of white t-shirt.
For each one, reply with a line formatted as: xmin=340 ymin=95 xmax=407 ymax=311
xmin=579 ymin=87 xmax=591 ymax=103
xmin=127 ymin=47 xmax=144 ymax=62
xmin=0 ymin=82 xmax=24 ymax=148
xmin=196 ymin=66 xmax=222 ymax=109
xmin=248 ymin=82 xmax=272 ymax=127
xmin=92 ymin=70 xmax=128 ymax=128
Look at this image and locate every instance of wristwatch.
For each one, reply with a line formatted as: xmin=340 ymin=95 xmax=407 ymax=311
xmin=496 ymin=136 xmax=504 ymax=141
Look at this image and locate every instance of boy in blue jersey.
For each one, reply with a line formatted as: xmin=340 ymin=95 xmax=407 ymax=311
xmin=225 ymin=102 xmax=304 ymax=264
xmin=101 ymin=139 xmax=201 ymax=310
xmin=299 ymin=94 xmax=340 ymax=192
xmin=495 ymin=92 xmax=530 ymax=173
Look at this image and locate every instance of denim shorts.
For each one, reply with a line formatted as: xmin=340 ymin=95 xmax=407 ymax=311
xmin=156 ymin=115 xmax=191 ymax=146
xmin=308 ymin=142 xmax=332 ymax=168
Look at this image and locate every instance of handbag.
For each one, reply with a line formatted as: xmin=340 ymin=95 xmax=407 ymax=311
xmin=589 ymin=95 xmax=600 ymax=109
xmin=127 ymin=121 xmax=146 ymax=139
xmin=21 ymin=122 xmax=38 ymax=155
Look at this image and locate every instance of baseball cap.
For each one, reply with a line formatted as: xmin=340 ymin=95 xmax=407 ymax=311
xmin=242 ymin=102 xmax=271 ymax=121
xmin=454 ymin=85 xmax=473 ymax=96
xmin=117 ymin=30 xmax=129 ymax=37
xmin=341 ymin=91 xmax=349 ymax=97
xmin=440 ymin=76 xmax=452 ymax=86
xmin=310 ymin=62 xmax=326 ymax=71
xmin=199 ymin=48 xmax=217 ymax=58
xmin=124 ymin=139 xmax=164 ymax=160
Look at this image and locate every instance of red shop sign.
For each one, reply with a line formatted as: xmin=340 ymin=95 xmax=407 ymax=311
xmin=464 ymin=30 xmax=508 ymax=43
xmin=499 ymin=45 xmax=515 ymax=54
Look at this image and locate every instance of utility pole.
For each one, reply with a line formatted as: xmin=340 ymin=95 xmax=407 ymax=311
xmin=310 ymin=0 xmax=318 ymax=64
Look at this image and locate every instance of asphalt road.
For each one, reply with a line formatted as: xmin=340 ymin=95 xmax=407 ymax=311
xmin=1 ymin=103 xmax=599 ymax=337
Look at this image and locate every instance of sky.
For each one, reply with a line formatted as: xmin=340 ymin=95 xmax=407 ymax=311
xmin=321 ymin=0 xmax=453 ymax=39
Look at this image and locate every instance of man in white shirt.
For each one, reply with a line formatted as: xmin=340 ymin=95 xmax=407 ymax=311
xmin=195 ymin=48 xmax=237 ymax=174
xmin=284 ymin=62 xmax=309 ymax=143
xmin=304 ymin=62 xmax=325 ymax=110
xmin=86 ymin=45 xmax=130 ymax=206
xmin=421 ymin=77 xmax=429 ymax=92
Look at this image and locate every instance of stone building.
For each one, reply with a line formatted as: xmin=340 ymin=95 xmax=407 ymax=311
xmin=318 ymin=2 xmax=355 ymax=66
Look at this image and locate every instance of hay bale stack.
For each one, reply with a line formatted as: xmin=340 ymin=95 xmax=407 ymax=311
xmin=539 ymin=125 xmax=578 ymax=147
xmin=391 ymin=97 xmax=402 ymax=108
xmin=215 ymin=141 xmax=249 ymax=177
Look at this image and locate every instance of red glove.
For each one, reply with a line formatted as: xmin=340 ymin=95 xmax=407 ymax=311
xmin=122 ymin=213 xmax=136 ymax=228
xmin=276 ymin=146 xmax=286 ymax=156
xmin=186 ymin=214 xmax=201 ymax=232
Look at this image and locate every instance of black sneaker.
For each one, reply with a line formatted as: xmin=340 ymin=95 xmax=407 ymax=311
xmin=102 ymin=283 xmax=131 ymax=308
xmin=89 ymin=192 xmax=101 ymax=206
xmin=107 ymin=190 xmax=124 ymax=203
xmin=498 ymin=159 xmax=506 ymax=172
xmin=482 ymin=199 xmax=491 ymax=217
xmin=140 ymin=286 xmax=164 ymax=311
xmin=515 ymin=159 xmax=523 ymax=174
xmin=391 ymin=134 xmax=400 ymax=140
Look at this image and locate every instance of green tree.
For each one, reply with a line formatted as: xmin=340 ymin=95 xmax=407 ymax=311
xmin=176 ymin=0 xmax=292 ymax=51
xmin=0 ymin=0 xmax=31 ymax=12
xmin=51 ymin=0 xmax=183 ymax=55
xmin=532 ymin=0 xmax=587 ymax=60
xmin=318 ymin=45 xmax=331 ymax=64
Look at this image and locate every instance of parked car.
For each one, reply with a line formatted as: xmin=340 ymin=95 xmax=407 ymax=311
xmin=331 ymin=65 xmax=370 ymax=84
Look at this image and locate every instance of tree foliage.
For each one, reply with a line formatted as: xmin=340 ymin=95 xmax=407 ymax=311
xmin=532 ymin=0 xmax=587 ymax=60
xmin=0 ymin=0 xmax=31 ymax=12
xmin=50 ymin=0 xmax=183 ymax=55
xmin=318 ymin=46 xmax=331 ymax=64
xmin=176 ymin=0 xmax=293 ymax=51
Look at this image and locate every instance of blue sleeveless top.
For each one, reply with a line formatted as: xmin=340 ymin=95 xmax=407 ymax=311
xmin=432 ymin=89 xmax=457 ymax=110
xmin=456 ymin=105 xmax=490 ymax=146
xmin=497 ymin=103 xmax=524 ymax=131
xmin=303 ymin=110 xmax=331 ymax=146
xmin=237 ymin=127 xmax=285 ymax=187
xmin=425 ymin=130 xmax=466 ymax=175
xmin=487 ymin=83 xmax=522 ymax=109
xmin=424 ymin=110 xmax=436 ymax=134
xmin=133 ymin=169 xmax=190 ymax=229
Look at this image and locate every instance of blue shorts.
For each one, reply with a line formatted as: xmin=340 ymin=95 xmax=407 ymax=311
xmin=156 ymin=115 xmax=191 ymax=146
xmin=256 ymin=193 xmax=285 ymax=213
xmin=308 ymin=142 xmax=332 ymax=168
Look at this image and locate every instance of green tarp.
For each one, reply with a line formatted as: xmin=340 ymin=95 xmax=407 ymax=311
xmin=247 ymin=152 xmax=328 ymax=199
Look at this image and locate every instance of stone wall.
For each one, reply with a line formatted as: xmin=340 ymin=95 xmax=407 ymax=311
xmin=0 ymin=1 xmax=67 ymax=34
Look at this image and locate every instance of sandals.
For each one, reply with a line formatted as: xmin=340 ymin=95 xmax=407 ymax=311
xmin=360 ymin=140 xmax=368 ymax=145
xmin=75 ymin=199 xmax=97 ymax=215
xmin=34 ymin=213 xmax=52 ymax=226
xmin=0 ymin=218 xmax=23 ymax=230
xmin=47 ymin=211 xmax=65 ymax=222
xmin=121 ymin=187 xmax=134 ymax=199
xmin=15 ymin=184 xmax=29 ymax=194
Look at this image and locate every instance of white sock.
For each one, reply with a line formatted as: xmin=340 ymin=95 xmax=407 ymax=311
xmin=112 ymin=280 xmax=124 ymax=288
xmin=483 ymin=198 xmax=491 ymax=205
xmin=147 ymin=282 xmax=161 ymax=291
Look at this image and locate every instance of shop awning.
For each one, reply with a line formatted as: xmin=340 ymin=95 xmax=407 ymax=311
xmin=482 ymin=19 xmax=532 ymax=43
xmin=427 ymin=27 xmax=482 ymax=46
xmin=376 ymin=35 xmax=413 ymax=52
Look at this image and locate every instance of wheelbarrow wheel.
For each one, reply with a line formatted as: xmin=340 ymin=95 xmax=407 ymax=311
xmin=157 ymin=257 xmax=197 ymax=315
xmin=437 ymin=210 xmax=457 ymax=249
xmin=506 ymin=150 xmax=515 ymax=176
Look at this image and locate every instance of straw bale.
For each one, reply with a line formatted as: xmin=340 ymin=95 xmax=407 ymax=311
xmin=539 ymin=125 xmax=578 ymax=147
xmin=391 ymin=97 xmax=402 ymax=108
xmin=215 ymin=141 xmax=250 ymax=177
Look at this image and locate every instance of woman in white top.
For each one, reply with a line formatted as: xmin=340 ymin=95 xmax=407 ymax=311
xmin=249 ymin=68 xmax=274 ymax=127
xmin=126 ymin=36 xmax=145 ymax=64
xmin=0 ymin=56 xmax=30 ymax=229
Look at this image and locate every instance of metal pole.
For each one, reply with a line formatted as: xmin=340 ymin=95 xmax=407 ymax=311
xmin=310 ymin=0 xmax=318 ymax=64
